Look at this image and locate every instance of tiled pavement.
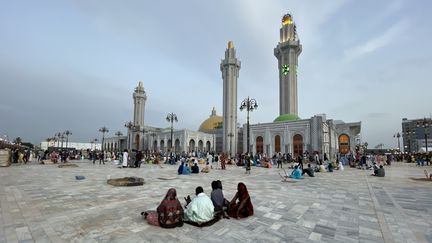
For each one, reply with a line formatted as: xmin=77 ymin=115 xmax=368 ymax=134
xmin=0 ymin=161 xmax=431 ymax=242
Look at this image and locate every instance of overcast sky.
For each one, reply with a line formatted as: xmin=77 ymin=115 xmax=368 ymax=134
xmin=1 ymin=0 xmax=431 ymax=148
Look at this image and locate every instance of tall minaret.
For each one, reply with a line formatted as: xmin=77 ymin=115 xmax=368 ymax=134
xmin=221 ymin=41 xmax=241 ymax=156
xmin=133 ymin=81 xmax=147 ymax=127
xmin=274 ymin=13 xmax=302 ymax=116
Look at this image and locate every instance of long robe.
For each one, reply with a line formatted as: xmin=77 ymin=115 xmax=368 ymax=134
xmin=122 ymin=152 xmax=128 ymax=167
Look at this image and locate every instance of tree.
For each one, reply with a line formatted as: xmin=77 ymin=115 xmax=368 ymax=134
xmin=13 ymin=137 xmax=22 ymax=144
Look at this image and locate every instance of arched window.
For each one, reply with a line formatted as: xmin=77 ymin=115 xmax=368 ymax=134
xmin=256 ymin=136 xmax=264 ymax=154
xmin=189 ymin=139 xmax=196 ymax=152
xmin=275 ymin=135 xmax=281 ymax=153
xmin=293 ymin=134 xmax=303 ymax=157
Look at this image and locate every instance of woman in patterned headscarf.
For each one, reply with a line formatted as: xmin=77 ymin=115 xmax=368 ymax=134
xmin=142 ymin=188 xmax=184 ymax=228
xmin=228 ymin=182 xmax=254 ymax=219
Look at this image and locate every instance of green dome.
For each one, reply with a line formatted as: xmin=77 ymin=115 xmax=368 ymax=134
xmin=274 ymin=114 xmax=301 ymax=122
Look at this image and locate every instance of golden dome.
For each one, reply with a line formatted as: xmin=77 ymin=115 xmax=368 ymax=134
xmin=199 ymin=107 xmax=223 ymax=132
xmin=228 ymin=41 xmax=234 ymax=49
xmin=282 ymin=14 xmax=293 ymax=26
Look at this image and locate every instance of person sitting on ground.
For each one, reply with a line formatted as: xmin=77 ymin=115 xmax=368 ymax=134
xmin=289 ymin=165 xmax=304 ymax=179
xmin=263 ymin=157 xmax=272 ymax=168
xmin=178 ymin=162 xmax=184 ymax=175
xmin=373 ymin=165 xmax=385 ymax=177
xmin=327 ymin=162 xmax=334 ymax=172
xmin=201 ymin=164 xmax=210 ymax=173
xmin=211 ymin=181 xmax=229 ymax=218
xmin=302 ymin=164 xmax=315 ymax=177
xmin=338 ymin=160 xmax=344 ymax=171
xmin=318 ymin=162 xmax=326 ymax=172
xmin=191 ymin=162 xmax=200 ymax=173
xmin=182 ymin=163 xmax=191 ymax=175
xmin=141 ymin=188 xmax=184 ymax=228
xmin=228 ymin=182 xmax=254 ymax=219
xmin=184 ymin=186 xmax=215 ymax=224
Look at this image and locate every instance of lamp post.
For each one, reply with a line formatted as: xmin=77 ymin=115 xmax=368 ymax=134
xmin=417 ymin=118 xmax=431 ymax=153
xmin=227 ymin=132 xmax=234 ymax=157
xmin=393 ymin=132 xmax=401 ymax=152
xmin=99 ymin=126 xmax=109 ymax=153
xmin=239 ymin=97 xmax=258 ymax=154
xmin=124 ymin=121 xmax=133 ymax=150
xmin=60 ymin=133 xmax=65 ymax=149
xmin=166 ymin=113 xmax=178 ymax=153
xmin=64 ymin=130 xmax=72 ymax=149
xmin=115 ymin=131 xmax=123 ymax=152
xmin=93 ymin=138 xmax=99 ymax=151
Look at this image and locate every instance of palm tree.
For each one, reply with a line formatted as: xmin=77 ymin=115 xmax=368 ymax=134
xmin=99 ymin=127 xmax=109 ymax=152
xmin=13 ymin=137 xmax=22 ymax=144
xmin=64 ymin=130 xmax=72 ymax=149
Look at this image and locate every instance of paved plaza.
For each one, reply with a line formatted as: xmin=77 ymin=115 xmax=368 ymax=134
xmin=0 ymin=161 xmax=431 ymax=243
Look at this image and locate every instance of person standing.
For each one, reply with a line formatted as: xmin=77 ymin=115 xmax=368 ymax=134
xmin=277 ymin=152 xmax=282 ymax=168
xmin=245 ymin=154 xmax=251 ymax=174
xmin=122 ymin=149 xmax=129 ymax=168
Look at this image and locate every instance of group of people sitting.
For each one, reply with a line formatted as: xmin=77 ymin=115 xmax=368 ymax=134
xmin=177 ymin=160 xmax=202 ymax=174
xmin=141 ymin=181 xmax=253 ymax=228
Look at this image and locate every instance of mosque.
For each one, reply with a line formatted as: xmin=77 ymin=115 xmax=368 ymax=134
xmin=103 ymin=13 xmax=361 ymax=160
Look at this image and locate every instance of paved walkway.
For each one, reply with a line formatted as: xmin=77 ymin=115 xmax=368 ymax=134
xmin=0 ymin=161 xmax=431 ymax=242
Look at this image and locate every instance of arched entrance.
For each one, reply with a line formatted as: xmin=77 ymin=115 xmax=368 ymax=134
xmin=134 ymin=134 xmax=140 ymax=150
xmin=189 ymin=139 xmax=195 ymax=152
xmin=206 ymin=141 xmax=211 ymax=152
xmin=256 ymin=136 xmax=264 ymax=154
xmin=198 ymin=140 xmax=204 ymax=152
xmin=153 ymin=140 xmax=157 ymax=151
xmin=167 ymin=139 xmax=172 ymax=152
xmin=275 ymin=135 xmax=281 ymax=153
xmin=339 ymin=134 xmax=350 ymax=154
xmin=293 ymin=134 xmax=303 ymax=157
xmin=175 ymin=139 xmax=180 ymax=153
xmin=160 ymin=140 xmax=165 ymax=152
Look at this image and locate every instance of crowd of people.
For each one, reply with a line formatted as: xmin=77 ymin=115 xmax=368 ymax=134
xmin=141 ymin=181 xmax=253 ymax=228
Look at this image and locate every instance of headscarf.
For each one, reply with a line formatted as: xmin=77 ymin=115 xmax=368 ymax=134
xmin=164 ymin=188 xmax=177 ymax=200
xmin=237 ymin=182 xmax=249 ymax=200
xmin=157 ymin=188 xmax=183 ymax=227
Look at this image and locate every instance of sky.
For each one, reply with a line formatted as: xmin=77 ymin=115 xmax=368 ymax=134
xmin=0 ymin=0 xmax=431 ymax=149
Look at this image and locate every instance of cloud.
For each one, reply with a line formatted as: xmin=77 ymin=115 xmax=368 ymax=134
xmin=344 ymin=20 xmax=409 ymax=60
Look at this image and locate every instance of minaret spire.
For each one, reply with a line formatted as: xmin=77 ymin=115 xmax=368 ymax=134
xmin=221 ymin=41 xmax=241 ymax=156
xmin=274 ymin=13 xmax=302 ymax=116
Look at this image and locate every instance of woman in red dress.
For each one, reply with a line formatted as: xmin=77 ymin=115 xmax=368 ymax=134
xmin=228 ymin=182 xmax=253 ymax=219
xmin=142 ymin=188 xmax=184 ymax=228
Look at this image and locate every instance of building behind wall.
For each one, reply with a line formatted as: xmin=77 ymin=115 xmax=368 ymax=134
xmin=402 ymin=117 xmax=432 ymax=153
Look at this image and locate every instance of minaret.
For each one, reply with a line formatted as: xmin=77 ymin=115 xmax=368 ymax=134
xmin=130 ymin=81 xmax=147 ymax=150
xmin=133 ymin=81 xmax=147 ymax=127
xmin=274 ymin=14 xmax=302 ymax=116
xmin=221 ymin=41 xmax=241 ymax=156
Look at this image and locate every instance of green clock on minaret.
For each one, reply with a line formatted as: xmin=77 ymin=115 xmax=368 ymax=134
xmin=282 ymin=64 xmax=289 ymax=76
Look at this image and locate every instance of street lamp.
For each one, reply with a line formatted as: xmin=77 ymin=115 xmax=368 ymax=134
xmin=239 ymin=97 xmax=258 ymax=154
xmin=393 ymin=132 xmax=401 ymax=152
xmin=166 ymin=113 xmax=178 ymax=153
xmin=124 ymin=121 xmax=134 ymax=150
xmin=93 ymin=138 xmax=99 ymax=150
xmin=64 ymin=130 xmax=72 ymax=149
xmin=60 ymin=133 xmax=65 ymax=149
xmin=99 ymin=126 xmax=109 ymax=153
xmin=417 ymin=118 xmax=431 ymax=153
xmin=115 ymin=131 xmax=123 ymax=152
